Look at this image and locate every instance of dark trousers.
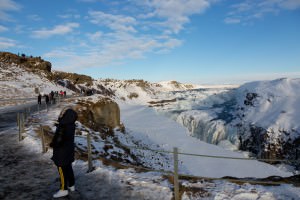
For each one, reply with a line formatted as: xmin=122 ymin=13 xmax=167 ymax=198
xmin=57 ymin=163 xmax=75 ymax=190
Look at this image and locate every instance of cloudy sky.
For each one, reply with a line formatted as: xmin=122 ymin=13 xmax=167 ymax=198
xmin=1 ymin=0 xmax=300 ymax=84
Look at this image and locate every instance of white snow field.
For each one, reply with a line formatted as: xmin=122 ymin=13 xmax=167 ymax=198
xmin=119 ymin=102 xmax=292 ymax=178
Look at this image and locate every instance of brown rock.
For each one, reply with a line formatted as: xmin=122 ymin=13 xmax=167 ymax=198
xmin=75 ymin=97 xmax=120 ymax=131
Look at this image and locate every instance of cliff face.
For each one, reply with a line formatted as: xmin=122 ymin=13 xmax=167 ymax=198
xmin=238 ymin=122 xmax=300 ymax=165
xmin=234 ymin=79 xmax=300 ymax=165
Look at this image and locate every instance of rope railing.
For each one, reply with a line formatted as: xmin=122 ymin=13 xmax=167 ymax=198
xmin=73 ymin=137 xmax=299 ymax=164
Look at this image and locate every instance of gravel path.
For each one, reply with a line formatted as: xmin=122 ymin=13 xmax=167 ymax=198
xmin=0 ymin=128 xmax=150 ymax=200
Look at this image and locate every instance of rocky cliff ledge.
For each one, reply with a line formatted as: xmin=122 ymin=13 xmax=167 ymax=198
xmin=74 ymin=97 xmax=121 ymax=132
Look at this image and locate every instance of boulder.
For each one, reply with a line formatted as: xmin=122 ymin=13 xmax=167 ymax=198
xmin=74 ymin=97 xmax=120 ymax=131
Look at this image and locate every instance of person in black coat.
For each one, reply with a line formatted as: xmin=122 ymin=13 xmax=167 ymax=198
xmin=50 ymin=107 xmax=78 ymax=198
xmin=45 ymin=95 xmax=50 ymax=104
xmin=38 ymin=94 xmax=42 ymax=105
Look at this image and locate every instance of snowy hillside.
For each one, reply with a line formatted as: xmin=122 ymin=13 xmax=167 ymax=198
xmin=93 ymin=79 xmax=208 ymax=104
xmin=236 ymin=78 xmax=300 ymax=133
xmin=97 ymin=76 xmax=300 ymax=166
xmin=0 ymin=58 xmax=74 ymax=106
xmin=161 ymin=78 xmax=300 ymax=163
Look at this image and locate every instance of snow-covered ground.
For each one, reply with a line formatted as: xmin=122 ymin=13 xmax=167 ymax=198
xmin=0 ymin=128 xmax=172 ymax=200
xmin=1 ymin=98 xmax=299 ymax=199
xmin=1 ymin=59 xmax=300 ymax=199
xmin=118 ymin=102 xmax=293 ymax=178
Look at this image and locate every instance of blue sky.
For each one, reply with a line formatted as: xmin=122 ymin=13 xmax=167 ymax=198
xmin=0 ymin=0 xmax=300 ymax=84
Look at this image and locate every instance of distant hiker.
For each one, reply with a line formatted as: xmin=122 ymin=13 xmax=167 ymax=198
xmin=45 ymin=95 xmax=50 ymax=104
xmin=50 ymin=107 xmax=78 ymax=198
xmin=48 ymin=93 xmax=52 ymax=103
xmin=51 ymin=91 xmax=55 ymax=104
xmin=38 ymin=94 xmax=42 ymax=105
xmin=64 ymin=91 xmax=66 ymax=97
xmin=239 ymin=136 xmax=243 ymax=149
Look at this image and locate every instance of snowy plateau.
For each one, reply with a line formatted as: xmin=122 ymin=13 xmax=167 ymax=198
xmin=0 ymin=53 xmax=300 ymax=200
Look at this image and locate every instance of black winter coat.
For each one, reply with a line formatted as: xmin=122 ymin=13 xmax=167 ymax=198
xmin=51 ymin=109 xmax=77 ymax=166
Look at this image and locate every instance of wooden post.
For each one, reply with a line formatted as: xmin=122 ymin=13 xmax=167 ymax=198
xmin=18 ymin=113 xmax=21 ymax=141
xmin=22 ymin=113 xmax=25 ymax=139
xmin=24 ymin=109 xmax=27 ymax=120
xmin=17 ymin=112 xmax=20 ymax=127
xmin=18 ymin=113 xmax=24 ymax=141
xmin=173 ymin=147 xmax=179 ymax=200
xmin=40 ymin=125 xmax=47 ymax=153
xmin=87 ymin=133 xmax=93 ymax=172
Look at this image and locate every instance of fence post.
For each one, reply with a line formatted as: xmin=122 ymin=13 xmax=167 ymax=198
xmin=17 ymin=112 xmax=20 ymax=127
xmin=24 ymin=109 xmax=27 ymax=120
xmin=19 ymin=113 xmax=24 ymax=141
xmin=18 ymin=112 xmax=21 ymax=141
xmin=87 ymin=133 xmax=93 ymax=172
xmin=173 ymin=147 xmax=179 ymax=200
xmin=22 ymin=113 xmax=25 ymax=138
xmin=40 ymin=125 xmax=47 ymax=153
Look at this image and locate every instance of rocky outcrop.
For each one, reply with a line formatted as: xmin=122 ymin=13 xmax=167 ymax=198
xmin=239 ymin=124 xmax=300 ymax=167
xmin=243 ymin=92 xmax=258 ymax=106
xmin=74 ymin=97 xmax=121 ymax=131
xmin=0 ymin=52 xmax=51 ymax=72
xmin=50 ymin=71 xmax=93 ymax=86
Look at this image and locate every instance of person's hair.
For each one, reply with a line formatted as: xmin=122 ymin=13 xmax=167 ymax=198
xmin=59 ymin=106 xmax=74 ymax=118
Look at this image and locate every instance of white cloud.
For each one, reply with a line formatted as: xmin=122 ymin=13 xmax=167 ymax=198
xmin=224 ymin=17 xmax=241 ymax=24
xmin=0 ymin=0 xmax=20 ymax=21
xmin=45 ymin=1 xmax=213 ymax=71
xmin=0 ymin=0 xmax=20 ymax=10
xmin=0 ymin=25 xmax=8 ymax=32
xmin=44 ymin=32 xmax=182 ymax=71
xmin=0 ymin=37 xmax=17 ymax=49
xmin=88 ymin=11 xmax=137 ymax=33
xmin=226 ymin=0 xmax=300 ymax=24
xmin=32 ymin=23 xmax=80 ymax=38
xmin=78 ymin=0 xmax=98 ymax=2
xmin=14 ymin=25 xmax=25 ymax=34
xmin=86 ymin=31 xmax=103 ymax=41
xmin=27 ymin=14 xmax=42 ymax=21
xmin=279 ymin=0 xmax=300 ymax=10
xmin=58 ymin=14 xmax=81 ymax=19
xmin=140 ymin=0 xmax=211 ymax=34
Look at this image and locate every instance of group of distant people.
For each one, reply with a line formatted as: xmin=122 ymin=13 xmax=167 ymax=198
xmin=38 ymin=90 xmax=67 ymax=105
xmin=80 ymin=88 xmax=94 ymax=96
